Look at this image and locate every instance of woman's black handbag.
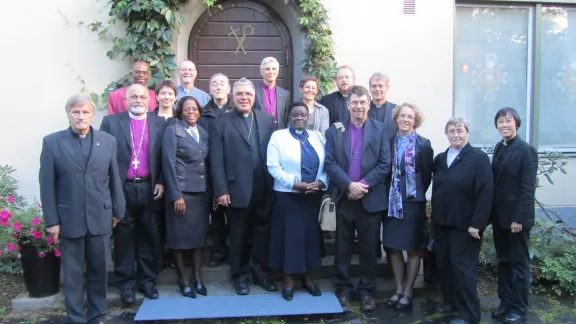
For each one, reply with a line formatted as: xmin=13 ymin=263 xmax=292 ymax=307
xmin=423 ymin=230 xmax=439 ymax=285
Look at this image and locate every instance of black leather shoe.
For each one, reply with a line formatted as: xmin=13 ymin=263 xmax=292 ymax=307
xmin=396 ymin=295 xmax=413 ymax=309
xmin=449 ymin=319 xmax=470 ymax=324
xmin=302 ymin=282 xmax=322 ymax=296
xmin=139 ymin=285 xmax=159 ymax=299
xmin=282 ymin=288 xmax=293 ymax=301
xmin=233 ymin=281 xmax=249 ymax=295
xmin=492 ymin=306 xmax=509 ymax=318
xmin=254 ymin=278 xmax=278 ymax=291
xmin=503 ymin=312 xmax=526 ymax=323
xmin=120 ymin=289 xmax=135 ymax=305
xmin=386 ymin=293 xmax=403 ymax=308
xmin=438 ymin=304 xmax=458 ymax=314
xmin=192 ymin=280 xmax=207 ymax=296
xmin=178 ymin=280 xmax=196 ymax=298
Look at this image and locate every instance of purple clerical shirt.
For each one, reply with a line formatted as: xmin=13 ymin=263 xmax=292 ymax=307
xmin=348 ymin=121 xmax=369 ymax=186
xmin=126 ymin=117 xmax=151 ymax=179
xmin=262 ymin=84 xmax=277 ymax=124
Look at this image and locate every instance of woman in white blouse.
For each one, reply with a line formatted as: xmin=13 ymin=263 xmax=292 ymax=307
xmin=267 ymin=102 xmax=329 ymax=301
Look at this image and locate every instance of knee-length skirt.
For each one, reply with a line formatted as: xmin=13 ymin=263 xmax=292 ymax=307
xmin=165 ymin=192 xmax=210 ymax=250
xmin=381 ymin=202 xmax=426 ymax=252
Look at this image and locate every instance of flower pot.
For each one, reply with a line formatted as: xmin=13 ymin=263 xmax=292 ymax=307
xmin=20 ymin=244 xmax=60 ymax=298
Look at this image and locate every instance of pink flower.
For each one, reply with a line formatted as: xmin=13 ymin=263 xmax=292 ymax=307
xmin=15 ymin=253 xmax=21 ymax=259
xmin=6 ymin=243 xmax=15 ymax=251
xmin=31 ymin=217 xmax=42 ymax=226
xmin=39 ymin=252 xmax=46 ymax=258
xmin=55 ymin=249 xmax=61 ymax=257
xmin=47 ymin=235 xmax=55 ymax=245
xmin=0 ymin=210 xmax=11 ymax=221
xmin=6 ymin=196 xmax=15 ymax=203
xmin=1 ymin=220 xmax=9 ymax=228
xmin=0 ymin=250 xmax=3 ymax=257
xmin=13 ymin=222 xmax=21 ymax=231
xmin=11 ymin=232 xmax=19 ymax=239
xmin=31 ymin=230 xmax=43 ymax=240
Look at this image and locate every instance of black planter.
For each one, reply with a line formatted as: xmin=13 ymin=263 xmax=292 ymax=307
xmin=20 ymin=244 xmax=61 ymax=298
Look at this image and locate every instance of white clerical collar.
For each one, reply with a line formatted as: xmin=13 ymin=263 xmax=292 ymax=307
xmin=79 ymin=134 xmax=87 ymax=138
xmin=181 ymin=84 xmax=195 ymax=92
xmin=243 ymin=112 xmax=251 ymax=118
xmin=128 ymin=112 xmax=147 ymax=120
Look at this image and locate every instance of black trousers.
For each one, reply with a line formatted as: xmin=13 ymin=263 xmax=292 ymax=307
xmin=210 ymin=205 xmax=229 ymax=260
xmin=60 ymin=233 xmax=109 ymax=324
xmin=114 ymin=181 xmax=160 ymax=290
xmin=332 ymin=198 xmax=382 ymax=297
xmin=493 ymin=222 xmax=531 ymax=316
xmin=434 ymin=225 xmax=482 ymax=324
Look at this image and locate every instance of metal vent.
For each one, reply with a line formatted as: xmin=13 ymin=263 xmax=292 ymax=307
xmin=402 ymin=0 xmax=416 ymax=15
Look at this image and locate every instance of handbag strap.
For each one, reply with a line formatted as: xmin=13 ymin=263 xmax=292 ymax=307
xmin=331 ymin=122 xmax=346 ymax=201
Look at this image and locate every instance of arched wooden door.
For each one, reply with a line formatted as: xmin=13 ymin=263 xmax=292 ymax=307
xmin=189 ymin=0 xmax=293 ymax=94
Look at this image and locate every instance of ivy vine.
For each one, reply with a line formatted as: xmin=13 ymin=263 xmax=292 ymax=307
xmin=94 ymin=0 xmax=337 ymax=108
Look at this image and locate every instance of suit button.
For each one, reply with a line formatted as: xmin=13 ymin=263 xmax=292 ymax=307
xmin=200 ymin=163 xmax=204 ymax=166
xmin=200 ymin=175 xmax=204 ymax=178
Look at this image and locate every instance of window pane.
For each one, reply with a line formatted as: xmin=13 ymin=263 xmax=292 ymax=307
xmin=454 ymin=6 xmax=532 ymax=147
xmin=539 ymin=7 xmax=576 ymax=150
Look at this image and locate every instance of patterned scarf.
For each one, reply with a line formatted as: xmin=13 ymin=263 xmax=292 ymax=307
xmin=388 ymin=131 xmax=418 ymax=219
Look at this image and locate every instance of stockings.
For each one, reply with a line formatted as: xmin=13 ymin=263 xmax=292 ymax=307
xmin=389 ymin=249 xmax=421 ymax=299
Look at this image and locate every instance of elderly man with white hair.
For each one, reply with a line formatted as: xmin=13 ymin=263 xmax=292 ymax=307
xmin=254 ymin=57 xmax=291 ymax=129
xmin=176 ymin=59 xmax=211 ymax=106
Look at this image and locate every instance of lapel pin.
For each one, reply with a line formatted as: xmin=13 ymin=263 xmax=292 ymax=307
xmin=97 ymin=142 xmax=100 ymax=146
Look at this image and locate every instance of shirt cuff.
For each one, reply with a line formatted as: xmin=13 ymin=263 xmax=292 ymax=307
xmin=360 ymin=179 xmax=370 ymax=187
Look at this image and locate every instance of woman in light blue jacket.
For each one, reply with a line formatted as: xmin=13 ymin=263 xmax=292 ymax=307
xmin=267 ymin=102 xmax=329 ymax=301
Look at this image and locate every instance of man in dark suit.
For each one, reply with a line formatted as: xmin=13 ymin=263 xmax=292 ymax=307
xmin=324 ymin=85 xmax=391 ymax=312
xmin=39 ymin=93 xmax=125 ymax=324
xmin=320 ymin=65 xmax=355 ymax=125
xmin=254 ymin=57 xmax=291 ymax=129
xmin=100 ymin=84 xmax=166 ymax=305
xmin=490 ymin=107 xmax=538 ymax=324
xmin=368 ymin=72 xmax=397 ymax=140
xmin=210 ymin=77 xmax=278 ymax=295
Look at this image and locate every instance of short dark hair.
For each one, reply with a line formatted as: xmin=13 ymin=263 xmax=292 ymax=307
xmin=288 ymin=102 xmax=309 ymax=115
xmin=175 ymin=96 xmax=202 ymax=119
xmin=494 ymin=107 xmax=521 ymax=129
xmin=155 ymin=80 xmax=178 ymax=96
xmin=349 ymin=85 xmax=371 ymax=102
xmin=299 ymin=76 xmax=320 ymax=89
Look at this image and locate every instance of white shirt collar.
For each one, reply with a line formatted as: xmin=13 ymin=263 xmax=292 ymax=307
xmin=128 ymin=112 xmax=147 ymax=120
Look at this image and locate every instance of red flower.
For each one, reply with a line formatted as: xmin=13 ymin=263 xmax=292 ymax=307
xmin=0 ymin=250 xmax=3 ymax=257
xmin=47 ymin=235 xmax=55 ymax=245
xmin=6 ymin=243 xmax=15 ymax=251
xmin=13 ymin=222 xmax=21 ymax=231
xmin=31 ymin=217 xmax=42 ymax=227
xmin=55 ymin=249 xmax=61 ymax=257
xmin=11 ymin=232 xmax=19 ymax=239
xmin=6 ymin=196 xmax=15 ymax=203
xmin=0 ymin=210 xmax=11 ymax=221
xmin=39 ymin=252 xmax=46 ymax=258
xmin=1 ymin=220 xmax=9 ymax=228
xmin=31 ymin=230 xmax=43 ymax=240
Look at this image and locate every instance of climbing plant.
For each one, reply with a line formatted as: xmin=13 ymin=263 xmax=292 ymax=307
xmin=92 ymin=0 xmax=337 ymax=108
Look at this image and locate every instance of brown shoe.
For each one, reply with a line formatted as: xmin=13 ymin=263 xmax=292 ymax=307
xmin=337 ymin=296 xmax=350 ymax=312
xmin=361 ymin=295 xmax=376 ymax=311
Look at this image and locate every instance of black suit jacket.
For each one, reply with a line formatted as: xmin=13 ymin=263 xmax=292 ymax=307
xmin=39 ymin=128 xmax=125 ymax=238
xmin=491 ymin=137 xmax=538 ymax=228
xmin=99 ymin=112 xmax=165 ymax=187
xmin=210 ymin=109 xmax=275 ymax=209
xmin=431 ymin=143 xmax=494 ymax=231
xmin=254 ymin=85 xmax=291 ymax=129
xmin=369 ymin=101 xmax=398 ymax=140
xmin=389 ymin=134 xmax=434 ymax=202
xmin=321 ymin=91 xmax=348 ymax=125
xmin=162 ymin=120 xmax=210 ymax=201
xmin=324 ymin=118 xmax=391 ymax=212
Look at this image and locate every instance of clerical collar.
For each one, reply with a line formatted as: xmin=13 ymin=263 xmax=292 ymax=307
xmin=373 ymin=101 xmax=386 ymax=108
xmin=70 ymin=127 xmax=90 ymax=138
xmin=502 ymin=135 xmax=518 ymax=146
xmin=129 ymin=112 xmax=147 ymax=120
xmin=349 ymin=120 xmax=364 ymax=128
xmin=237 ymin=110 xmax=252 ymax=118
xmin=263 ymin=83 xmax=276 ymax=90
xmin=181 ymin=84 xmax=195 ymax=92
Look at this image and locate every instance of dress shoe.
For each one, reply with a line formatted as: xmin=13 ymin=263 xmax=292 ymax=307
xmin=438 ymin=304 xmax=458 ymax=314
xmin=253 ymin=278 xmax=278 ymax=292
xmin=361 ymin=295 xmax=376 ymax=311
xmin=449 ymin=319 xmax=470 ymax=324
xmin=191 ymin=280 xmax=207 ymax=296
xmin=177 ymin=280 xmax=196 ymax=298
xmin=503 ymin=312 xmax=526 ymax=323
xmin=282 ymin=287 xmax=294 ymax=301
xmin=491 ymin=306 xmax=509 ymax=318
xmin=386 ymin=293 xmax=403 ymax=308
xmin=233 ymin=281 xmax=250 ymax=295
xmin=139 ymin=285 xmax=159 ymax=299
xmin=302 ymin=282 xmax=322 ymax=296
xmin=396 ymin=295 xmax=413 ymax=309
xmin=120 ymin=289 xmax=135 ymax=305
xmin=337 ymin=296 xmax=350 ymax=312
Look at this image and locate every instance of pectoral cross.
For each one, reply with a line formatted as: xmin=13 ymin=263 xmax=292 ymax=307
xmin=352 ymin=150 xmax=358 ymax=160
xmin=132 ymin=158 xmax=140 ymax=170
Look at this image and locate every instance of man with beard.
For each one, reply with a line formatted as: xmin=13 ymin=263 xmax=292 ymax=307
xmin=210 ymin=77 xmax=278 ymax=295
xmin=100 ymin=84 xmax=167 ymax=305
xmin=176 ymin=60 xmax=211 ymax=107
xmin=108 ymin=61 xmax=157 ymax=114
xmin=199 ymin=73 xmax=234 ymax=267
xmin=254 ymin=57 xmax=291 ymax=129
xmin=321 ymin=65 xmax=355 ymax=125
xmin=368 ymin=73 xmax=397 ymax=140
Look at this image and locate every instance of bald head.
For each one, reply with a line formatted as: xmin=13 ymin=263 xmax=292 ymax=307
xmin=126 ymin=84 xmax=149 ymax=116
xmin=178 ymin=60 xmax=198 ymax=87
xmin=131 ymin=61 xmax=151 ymax=86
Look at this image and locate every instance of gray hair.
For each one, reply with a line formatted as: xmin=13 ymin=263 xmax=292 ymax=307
xmin=444 ymin=116 xmax=470 ymax=133
xmin=209 ymin=73 xmax=230 ymax=85
xmin=232 ymin=77 xmax=255 ymax=94
xmin=65 ymin=93 xmax=96 ymax=113
xmin=369 ymin=72 xmax=390 ymax=86
xmin=260 ymin=57 xmax=279 ymax=70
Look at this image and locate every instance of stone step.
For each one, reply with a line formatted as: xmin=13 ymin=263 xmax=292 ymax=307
xmin=11 ymin=276 xmax=426 ymax=313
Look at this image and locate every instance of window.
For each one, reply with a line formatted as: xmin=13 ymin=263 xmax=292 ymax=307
xmin=454 ymin=3 xmax=576 ymax=151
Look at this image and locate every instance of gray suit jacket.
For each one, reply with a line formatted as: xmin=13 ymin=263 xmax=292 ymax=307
xmin=39 ymin=128 xmax=125 ymax=239
xmin=162 ymin=120 xmax=210 ymax=201
xmin=254 ymin=85 xmax=291 ymax=129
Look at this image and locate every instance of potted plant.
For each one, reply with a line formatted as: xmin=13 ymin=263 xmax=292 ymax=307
xmin=0 ymin=165 xmax=61 ymax=298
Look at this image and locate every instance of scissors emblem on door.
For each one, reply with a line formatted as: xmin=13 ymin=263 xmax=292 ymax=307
xmin=228 ymin=25 xmax=255 ymax=55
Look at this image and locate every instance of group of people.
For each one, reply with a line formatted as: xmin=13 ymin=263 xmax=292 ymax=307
xmin=38 ymin=58 xmax=537 ymax=324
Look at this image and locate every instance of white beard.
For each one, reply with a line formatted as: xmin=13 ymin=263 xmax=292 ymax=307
xmin=130 ymin=106 xmax=146 ymax=114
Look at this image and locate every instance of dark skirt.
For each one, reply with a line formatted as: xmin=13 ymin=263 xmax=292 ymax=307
xmin=382 ymin=202 xmax=426 ymax=252
xmin=165 ymin=192 xmax=210 ymax=250
xmin=268 ymin=191 xmax=322 ymax=274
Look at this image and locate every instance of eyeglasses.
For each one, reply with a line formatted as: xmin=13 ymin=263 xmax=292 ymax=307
xmin=349 ymin=100 xmax=369 ymax=106
xmin=234 ymin=92 xmax=254 ymax=97
xmin=398 ymin=114 xmax=415 ymax=120
xmin=446 ymin=129 xmax=466 ymax=135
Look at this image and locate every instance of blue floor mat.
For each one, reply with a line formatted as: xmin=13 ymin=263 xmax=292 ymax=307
xmin=134 ymin=292 xmax=343 ymax=321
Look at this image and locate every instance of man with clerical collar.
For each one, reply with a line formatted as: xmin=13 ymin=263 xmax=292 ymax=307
xmin=100 ymin=84 xmax=167 ymax=305
xmin=198 ymin=73 xmax=234 ymax=267
xmin=254 ymin=57 xmax=291 ymax=129
xmin=176 ymin=60 xmax=211 ymax=107
xmin=210 ymin=77 xmax=278 ymax=295
xmin=108 ymin=61 xmax=157 ymax=114
xmin=321 ymin=65 xmax=355 ymax=125
xmin=324 ymin=85 xmax=391 ymax=312
xmin=40 ymin=93 xmax=125 ymax=324
xmin=368 ymin=72 xmax=398 ymax=140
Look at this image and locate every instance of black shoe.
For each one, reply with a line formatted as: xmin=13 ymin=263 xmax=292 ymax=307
xmin=438 ymin=304 xmax=457 ymax=314
xmin=120 ymin=289 xmax=135 ymax=305
xmin=138 ymin=285 xmax=159 ymax=299
xmin=492 ymin=306 xmax=509 ymax=318
xmin=282 ymin=287 xmax=294 ymax=301
xmin=396 ymin=295 xmax=413 ymax=309
xmin=449 ymin=319 xmax=470 ymax=324
xmin=192 ymin=280 xmax=207 ymax=296
xmin=254 ymin=278 xmax=278 ymax=291
xmin=503 ymin=312 xmax=526 ymax=323
xmin=302 ymin=282 xmax=322 ymax=297
xmin=177 ymin=279 xmax=196 ymax=298
xmin=233 ymin=281 xmax=249 ymax=295
xmin=386 ymin=293 xmax=403 ymax=308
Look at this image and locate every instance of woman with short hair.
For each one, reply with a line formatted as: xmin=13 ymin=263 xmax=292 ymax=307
xmin=299 ymin=77 xmax=330 ymax=135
